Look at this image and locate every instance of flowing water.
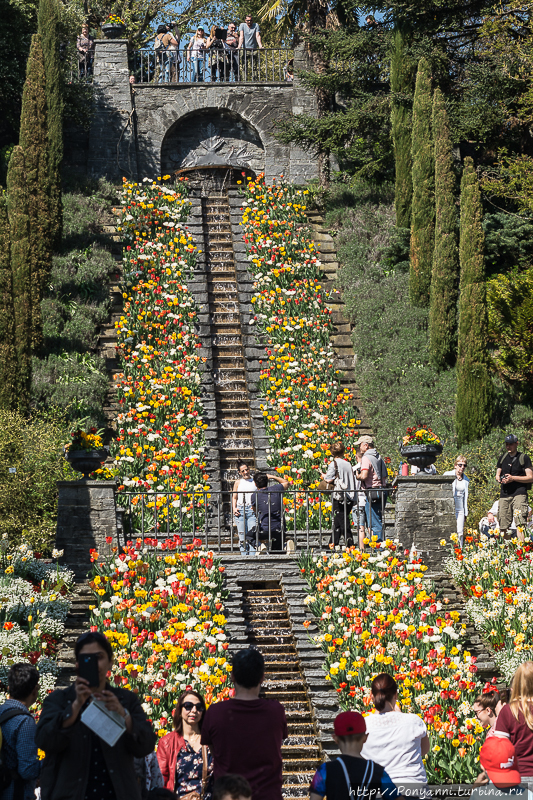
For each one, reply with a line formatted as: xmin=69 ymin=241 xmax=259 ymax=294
xmin=241 ymin=583 xmax=322 ymax=798
xmin=203 ymin=194 xmax=256 ymax=489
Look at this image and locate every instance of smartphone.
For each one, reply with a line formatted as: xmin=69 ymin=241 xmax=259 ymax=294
xmin=78 ymin=652 xmax=100 ymax=687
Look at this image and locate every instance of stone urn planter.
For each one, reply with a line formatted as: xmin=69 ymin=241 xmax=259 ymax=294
xmin=101 ymin=23 xmax=125 ymax=38
xmin=399 ymin=443 xmax=443 ymax=471
xmin=65 ymin=447 xmax=109 ymax=479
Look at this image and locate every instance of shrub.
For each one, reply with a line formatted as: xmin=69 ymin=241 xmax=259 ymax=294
xmin=334 ymin=194 xmax=457 ymax=460
xmin=32 ymin=352 xmax=108 ymax=425
xmin=0 ymin=409 xmax=75 ymax=552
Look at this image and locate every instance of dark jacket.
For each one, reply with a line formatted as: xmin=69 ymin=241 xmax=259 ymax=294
xmin=35 ymin=684 xmax=157 ymax=800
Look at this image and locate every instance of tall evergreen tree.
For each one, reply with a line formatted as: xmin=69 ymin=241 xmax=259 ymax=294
xmin=0 ymin=198 xmax=18 ymax=411
xmin=409 ymin=57 xmax=435 ymax=307
xmin=455 ymin=157 xmax=493 ymax=445
xmin=18 ymin=33 xmax=49 ymax=353
xmin=391 ymin=27 xmax=414 ymax=229
xmin=429 ymin=88 xmax=459 ymax=369
xmin=7 ymin=147 xmax=32 ymax=413
xmin=38 ymin=0 xmax=62 ymax=249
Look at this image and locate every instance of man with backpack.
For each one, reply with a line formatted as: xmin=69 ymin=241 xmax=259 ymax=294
xmin=0 ymin=663 xmax=40 ymax=800
xmin=496 ymin=433 xmax=533 ymax=540
xmin=355 ymin=435 xmax=389 ymax=543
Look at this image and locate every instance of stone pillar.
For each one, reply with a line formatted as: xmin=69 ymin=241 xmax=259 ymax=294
xmin=394 ymin=475 xmax=456 ymax=571
xmin=87 ymin=39 xmax=138 ymax=181
xmin=55 ymin=481 xmax=118 ymax=578
xmin=290 ymin=43 xmax=319 ymax=183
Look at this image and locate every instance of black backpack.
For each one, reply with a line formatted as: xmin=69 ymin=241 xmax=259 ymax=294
xmin=0 ymin=706 xmax=31 ymax=796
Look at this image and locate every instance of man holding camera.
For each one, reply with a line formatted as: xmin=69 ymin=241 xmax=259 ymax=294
xmin=495 ymin=433 xmax=533 ymax=540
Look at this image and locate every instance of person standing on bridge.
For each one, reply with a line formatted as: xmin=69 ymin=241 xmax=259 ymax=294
xmin=238 ymin=15 xmax=263 ymax=80
xmin=232 ymin=461 xmax=257 ymax=555
xmin=224 ymin=23 xmax=240 ymax=80
xmin=187 ymin=28 xmax=207 ymax=82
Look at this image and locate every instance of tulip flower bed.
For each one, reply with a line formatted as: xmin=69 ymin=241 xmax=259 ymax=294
xmin=0 ymin=538 xmax=75 ymax=703
xmin=241 ymin=175 xmax=362 ymax=526
xmin=300 ymin=541 xmax=489 ymax=784
xmin=88 ymin=536 xmax=231 ymax=735
xmin=445 ymin=530 xmax=533 ymax=682
xmin=109 ymin=178 xmax=210 ymax=532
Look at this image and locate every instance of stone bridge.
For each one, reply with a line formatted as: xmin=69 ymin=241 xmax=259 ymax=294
xmin=84 ymin=39 xmax=318 ymax=183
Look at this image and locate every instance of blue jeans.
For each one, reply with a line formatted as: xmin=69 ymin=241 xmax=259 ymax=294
xmin=192 ymin=57 xmax=204 ymax=82
xmin=365 ymin=498 xmax=383 ymax=542
xmin=236 ymin=506 xmax=257 ymax=555
xmin=158 ymin=53 xmax=170 ymax=83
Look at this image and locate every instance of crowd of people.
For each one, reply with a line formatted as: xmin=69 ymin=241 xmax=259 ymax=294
xmin=4 ymin=632 xmax=533 ymax=798
xmin=231 ymin=435 xmax=392 ymax=556
xmin=76 ymin=17 xmax=294 ymax=84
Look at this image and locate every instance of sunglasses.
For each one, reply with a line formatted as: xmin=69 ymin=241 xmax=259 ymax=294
xmin=183 ymin=702 xmax=204 ymax=712
xmin=456 ymin=463 xmax=467 ymax=467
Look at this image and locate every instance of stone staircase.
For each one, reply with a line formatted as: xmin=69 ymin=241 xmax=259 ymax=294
xmin=96 ymin=210 xmax=124 ymax=439
xmin=221 ymin=555 xmax=340 ymax=797
xmin=55 ymin=583 xmax=93 ymax=687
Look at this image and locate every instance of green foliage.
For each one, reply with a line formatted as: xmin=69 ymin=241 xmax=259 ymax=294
xmin=7 ymin=146 xmax=32 ymax=413
xmin=429 ymin=88 xmax=458 ymax=369
xmin=38 ymin=0 xmax=63 ymax=250
xmin=0 ymin=198 xmax=17 ymax=411
xmin=483 ymin=212 xmax=533 ymax=277
xmin=31 ymin=185 xmax=117 ymax=425
xmin=456 ymin=157 xmax=494 ymax=445
xmin=275 ymin=27 xmax=394 ymax=181
xmin=391 ymin=27 xmax=414 ymax=228
xmin=18 ymin=33 xmax=50 ymax=354
xmin=0 ymin=146 xmax=14 ymax=187
xmin=487 ymin=268 xmax=533 ymax=395
xmin=32 ymin=352 xmax=108 ymax=424
xmin=409 ymin=57 xmax=434 ymax=307
xmin=43 ymin=244 xmax=114 ymax=350
xmin=0 ymin=408 xmax=75 ymax=552
xmin=0 ymin=0 xmax=38 ymax=147
xmin=328 ymin=175 xmax=532 ymax=525
xmin=331 ymin=181 xmax=457 ymax=460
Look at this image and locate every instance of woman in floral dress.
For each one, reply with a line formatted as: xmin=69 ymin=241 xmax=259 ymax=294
xmin=157 ymin=690 xmax=213 ymax=798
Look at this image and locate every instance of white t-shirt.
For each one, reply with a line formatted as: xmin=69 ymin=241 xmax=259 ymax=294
xmin=361 ymin=711 xmax=428 ymax=784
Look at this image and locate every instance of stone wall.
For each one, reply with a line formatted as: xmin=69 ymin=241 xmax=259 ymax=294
xmin=55 ymin=480 xmax=118 ymax=579
xmin=87 ymin=40 xmax=138 ymax=181
xmin=394 ymin=474 xmax=456 ymax=572
xmin=84 ymin=39 xmax=318 ymax=183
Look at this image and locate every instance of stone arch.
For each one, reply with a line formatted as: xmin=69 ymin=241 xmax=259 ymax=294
xmin=161 ymin=108 xmax=265 ymax=175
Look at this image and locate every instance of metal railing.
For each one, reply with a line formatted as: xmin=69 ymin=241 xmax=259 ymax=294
xmin=63 ymin=48 xmax=94 ymax=83
xmin=132 ymin=47 xmax=294 ymax=84
xmin=116 ymin=487 xmax=391 ymax=552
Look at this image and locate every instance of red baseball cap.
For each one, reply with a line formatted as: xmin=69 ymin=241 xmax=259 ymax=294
xmin=480 ymin=737 xmax=521 ymax=789
xmin=334 ymin=711 xmax=366 ymax=737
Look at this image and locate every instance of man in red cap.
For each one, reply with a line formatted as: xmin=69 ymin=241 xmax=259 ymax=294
xmin=472 ymin=737 xmax=525 ymax=797
xmin=310 ymin=711 xmax=400 ymax=800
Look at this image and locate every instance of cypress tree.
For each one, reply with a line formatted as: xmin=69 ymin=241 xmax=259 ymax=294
xmin=455 ymin=157 xmax=493 ymax=445
xmin=391 ymin=28 xmax=414 ymax=229
xmin=0 ymin=198 xmax=18 ymax=411
xmin=409 ymin=57 xmax=435 ymax=307
xmin=38 ymin=0 xmax=63 ymax=250
xmin=429 ymin=89 xmax=459 ymax=369
xmin=18 ymin=33 xmax=49 ymax=352
xmin=7 ymin=147 xmax=32 ymax=413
